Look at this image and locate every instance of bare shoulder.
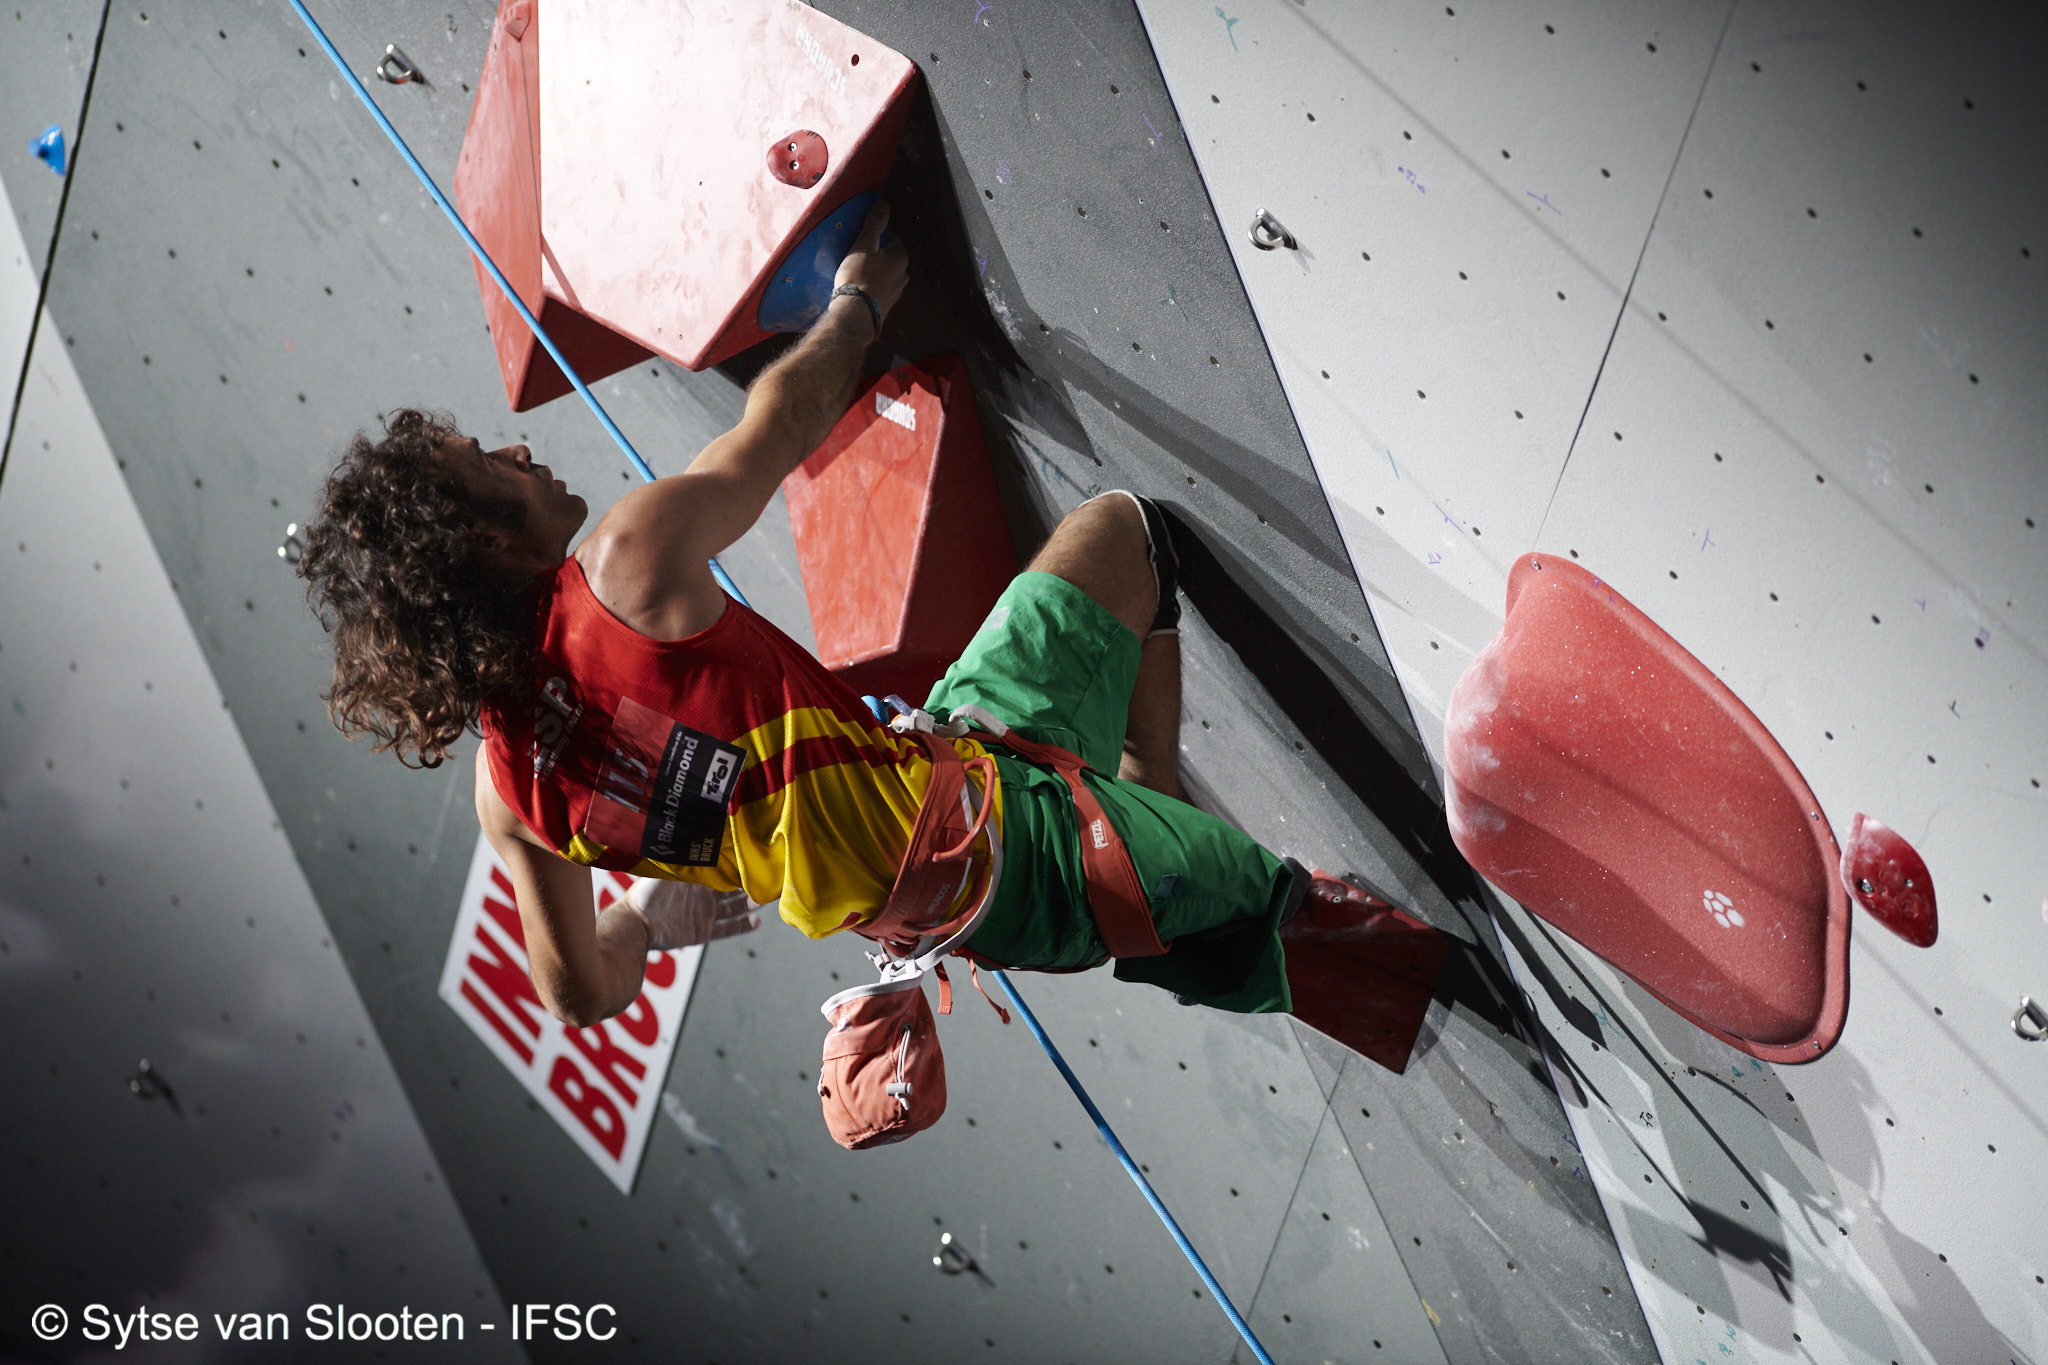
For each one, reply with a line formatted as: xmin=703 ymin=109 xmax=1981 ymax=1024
xmin=574 ymin=474 xmax=727 ymax=641
xmin=575 ymin=475 xmax=669 ymax=572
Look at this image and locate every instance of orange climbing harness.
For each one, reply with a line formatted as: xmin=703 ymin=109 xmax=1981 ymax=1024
xmin=816 ymin=701 xmax=1170 ymax=1150
xmin=861 ymin=701 xmax=1168 ymax=961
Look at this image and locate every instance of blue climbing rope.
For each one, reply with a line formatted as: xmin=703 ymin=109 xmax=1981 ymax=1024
xmin=295 ymin=8 xmax=1270 ymax=1355
xmin=990 ymin=969 xmax=1278 ymax=1365
xmin=284 ymin=0 xmax=743 ymax=604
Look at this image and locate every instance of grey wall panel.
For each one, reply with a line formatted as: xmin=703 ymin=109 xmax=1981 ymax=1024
xmin=1327 ymin=1012 xmax=1657 ymax=1363
xmin=1135 ymin=2 xmax=1677 ymax=1358
xmin=1134 ymin=0 xmax=1739 ymax=743
xmin=0 ymin=182 xmax=519 ymax=1360
xmin=8 ymin=0 xmax=1625 ymax=1361
xmin=0 ymin=1 xmax=101 ymax=280
xmin=1237 ymin=1107 xmax=1450 ymax=1365
xmin=1522 ymin=3 xmax=2048 ymax=1358
xmin=1139 ymin=0 xmax=2048 ymax=1361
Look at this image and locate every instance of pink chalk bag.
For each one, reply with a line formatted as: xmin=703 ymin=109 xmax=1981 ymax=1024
xmin=817 ymin=712 xmax=1004 ymax=1149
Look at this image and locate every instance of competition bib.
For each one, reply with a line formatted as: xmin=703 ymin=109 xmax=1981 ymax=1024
xmin=580 ymin=695 xmax=746 ymax=867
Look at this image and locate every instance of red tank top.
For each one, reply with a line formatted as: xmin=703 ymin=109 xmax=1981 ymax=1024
xmin=481 ymin=556 xmax=998 ymax=938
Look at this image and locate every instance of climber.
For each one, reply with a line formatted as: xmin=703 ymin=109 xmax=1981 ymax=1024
xmin=297 ymin=200 xmax=1371 ymax=1029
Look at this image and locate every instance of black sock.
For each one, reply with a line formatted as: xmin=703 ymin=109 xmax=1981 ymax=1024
xmin=1127 ymin=494 xmax=1181 ymax=634
xmin=1279 ymin=857 xmax=1312 ymax=926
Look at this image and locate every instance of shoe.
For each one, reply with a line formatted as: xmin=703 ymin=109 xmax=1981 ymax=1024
xmin=1281 ymin=869 xmax=1444 ymax=997
xmin=1280 ymin=869 xmax=1449 ymax=1075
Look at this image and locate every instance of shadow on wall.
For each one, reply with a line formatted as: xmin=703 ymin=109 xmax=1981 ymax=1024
xmin=878 ymin=82 xmax=1556 ymax=1054
xmin=1495 ymin=903 xmax=2033 ymax=1363
xmin=1630 ymin=976 xmax=2034 ymax=1364
xmin=880 ymin=86 xmax=1435 ymax=776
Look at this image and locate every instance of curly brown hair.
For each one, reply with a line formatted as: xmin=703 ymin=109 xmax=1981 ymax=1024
xmin=299 ymin=409 xmax=537 ymax=768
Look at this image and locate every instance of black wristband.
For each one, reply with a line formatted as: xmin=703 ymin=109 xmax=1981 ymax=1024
xmin=831 ymin=283 xmax=883 ymax=339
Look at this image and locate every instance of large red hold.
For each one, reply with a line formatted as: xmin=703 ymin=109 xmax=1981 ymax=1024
xmin=453 ymin=0 xmax=919 ymax=410
xmin=452 ymin=0 xmax=652 ymax=412
xmin=782 ymin=355 xmax=1019 ymax=704
xmin=1840 ymin=813 xmax=1937 ymax=947
xmin=1443 ymin=555 xmax=1851 ymax=1064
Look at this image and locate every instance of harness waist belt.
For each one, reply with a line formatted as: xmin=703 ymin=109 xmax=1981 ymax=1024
xmin=859 ymin=731 xmax=998 ymax=950
xmin=860 ymin=728 xmax=1168 ymax=961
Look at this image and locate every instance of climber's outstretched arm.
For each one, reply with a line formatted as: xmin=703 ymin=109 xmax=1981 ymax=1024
xmin=575 ymin=200 xmax=908 ymax=642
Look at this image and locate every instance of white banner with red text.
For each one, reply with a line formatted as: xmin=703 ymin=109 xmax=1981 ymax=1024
xmin=436 ymin=834 xmax=703 ymax=1193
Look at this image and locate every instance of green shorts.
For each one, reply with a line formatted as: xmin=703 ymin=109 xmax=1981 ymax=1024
xmin=925 ymin=571 xmax=1293 ymax=1014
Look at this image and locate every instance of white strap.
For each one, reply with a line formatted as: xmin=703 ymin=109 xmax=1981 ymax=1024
xmin=884 ymin=1025 xmax=913 ymax=1110
xmin=886 ymin=702 xmax=1010 ymax=740
xmin=946 ymin=702 xmax=1009 ymax=738
xmin=888 ymin=706 xmax=970 ymax=739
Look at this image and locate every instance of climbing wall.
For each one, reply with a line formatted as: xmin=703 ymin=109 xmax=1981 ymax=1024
xmin=0 ymin=0 xmax=1780 ymax=1360
xmin=1138 ymin=0 xmax=2048 ymax=1361
xmin=0 ymin=171 xmax=520 ymax=1356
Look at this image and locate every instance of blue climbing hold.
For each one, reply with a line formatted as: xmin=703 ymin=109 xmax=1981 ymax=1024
xmin=31 ymin=124 xmax=65 ymax=176
xmin=756 ymin=191 xmax=882 ymax=333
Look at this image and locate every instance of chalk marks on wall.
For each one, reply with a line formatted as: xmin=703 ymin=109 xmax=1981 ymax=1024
xmin=1160 ymin=282 xmax=1190 ymax=324
xmin=1019 ymin=435 xmax=1097 ymax=503
xmin=1214 ymin=7 xmax=1239 ymax=51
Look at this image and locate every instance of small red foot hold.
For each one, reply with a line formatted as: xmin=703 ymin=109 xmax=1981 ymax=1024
xmin=766 ymin=129 xmax=829 ymax=188
xmin=1841 ymin=814 xmax=1937 ymax=947
xmin=1282 ymin=871 xmax=1450 ymax=1075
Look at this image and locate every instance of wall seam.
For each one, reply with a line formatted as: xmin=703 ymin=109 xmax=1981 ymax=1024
xmin=0 ymin=0 xmax=111 ymax=495
xmin=1533 ymin=0 xmax=1742 ymax=547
